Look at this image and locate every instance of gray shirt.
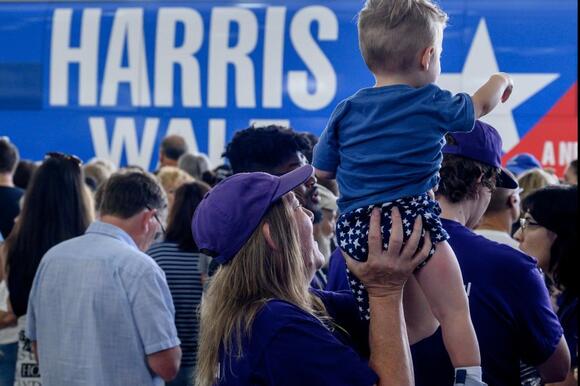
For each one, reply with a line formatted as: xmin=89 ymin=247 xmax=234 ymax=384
xmin=27 ymin=221 xmax=180 ymax=386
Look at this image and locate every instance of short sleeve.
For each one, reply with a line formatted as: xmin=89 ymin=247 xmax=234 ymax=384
xmin=259 ymin=316 xmax=377 ymax=385
xmin=25 ymin=263 xmax=44 ymax=341
xmin=26 ymin=290 xmax=37 ymax=340
xmin=431 ymin=87 xmax=475 ymax=133
xmin=312 ymin=100 xmax=349 ymax=173
xmin=516 ymin=267 xmax=564 ymax=365
xmin=128 ymin=265 xmax=180 ymax=355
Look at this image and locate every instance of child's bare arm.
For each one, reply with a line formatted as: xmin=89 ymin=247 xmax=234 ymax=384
xmin=471 ymin=73 xmax=513 ymax=118
xmin=314 ymin=167 xmax=336 ymax=180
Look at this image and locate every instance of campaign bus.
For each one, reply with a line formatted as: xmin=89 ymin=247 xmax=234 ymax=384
xmin=0 ymin=0 xmax=577 ymax=174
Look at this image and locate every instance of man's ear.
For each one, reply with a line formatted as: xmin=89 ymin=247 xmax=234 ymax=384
xmin=139 ymin=209 xmax=154 ymax=234
xmin=262 ymin=223 xmax=279 ymax=251
xmin=508 ymin=193 xmax=518 ymax=208
xmin=421 ymin=46 xmax=434 ymax=71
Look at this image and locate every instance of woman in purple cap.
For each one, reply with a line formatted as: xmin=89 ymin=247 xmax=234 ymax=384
xmin=192 ymin=165 xmax=431 ymax=386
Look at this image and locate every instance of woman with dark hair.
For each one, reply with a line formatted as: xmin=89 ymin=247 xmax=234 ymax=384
xmin=515 ymin=185 xmax=578 ymax=386
xmin=147 ymin=181 xmax=211 ymax=386
xmin=2 ymin=152 xmax=94 ymax=385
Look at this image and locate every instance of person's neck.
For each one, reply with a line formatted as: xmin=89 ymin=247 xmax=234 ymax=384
xmin=438 ymin=196 xmax=471 ymax=227
xmin=475 ymin=213 xmax=512 ymax=234
xmin=99 ymin=214 xmax=144 ymax=250
xmin=374 ymin=73 xmax=426 ymax=88
xmin=0 ymin=173 xmax=14 ymax=187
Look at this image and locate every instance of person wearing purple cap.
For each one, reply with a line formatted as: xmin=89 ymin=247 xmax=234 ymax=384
xmin=193 ymin=165 xmax=433 ymax=386
xmin=411 ymin=121 xmax=570 ymax=386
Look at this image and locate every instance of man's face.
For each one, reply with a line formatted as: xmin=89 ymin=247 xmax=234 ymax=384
xmin=272 ymin=152 xmax=320 ymax=214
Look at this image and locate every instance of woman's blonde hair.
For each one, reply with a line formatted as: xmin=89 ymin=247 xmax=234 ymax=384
xmin=157 ymin=166 xmax=194 ymax=193
xmin=195 ymin=195 xmax=327 ymax=386
xmin=518 ymin=168 xmax=559 ymax=202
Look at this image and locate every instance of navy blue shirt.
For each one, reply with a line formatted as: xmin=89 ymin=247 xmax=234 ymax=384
xmin=313 ymin=84 xmax=474 ymax=213
xmin=0 ymin=186 xmax=24 ymax=238
xmin=325 ymin=248 xmax=350 ymax=292
xmin=216 ymin=293 xmax=376 ymax=385
xmin=412 ymin=219 xmax=564 ymax=386
xmin=557 ymin=290 xmax=577 ymax=369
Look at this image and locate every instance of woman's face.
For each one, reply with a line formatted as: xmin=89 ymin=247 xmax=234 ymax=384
xmin=514 ymin=211 xmax=557 ymax=271
xmin=287 ymin=193 xmax=325 ymax=280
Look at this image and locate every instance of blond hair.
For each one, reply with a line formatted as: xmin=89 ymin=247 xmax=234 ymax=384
xmin=518 ymin=168 xmax=559 ymax=202
xmin=157 ymin=166 xmax=193 ymax=194
xmin=358 ymin=0 xmax=448 ymax=75
xmin=195 ymin=196 xmax=328 ymax=386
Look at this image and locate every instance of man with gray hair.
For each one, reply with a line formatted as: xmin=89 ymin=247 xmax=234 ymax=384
xmin=27 ymin=171 xmax=181 ymax=386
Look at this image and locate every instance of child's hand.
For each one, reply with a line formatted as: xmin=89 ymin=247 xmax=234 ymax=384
xmin=499 ymin=73 xmax=514 ymax=103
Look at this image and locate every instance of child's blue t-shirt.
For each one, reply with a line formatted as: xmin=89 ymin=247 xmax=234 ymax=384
xmin=313 ymin=83 xmax=475 ymax=213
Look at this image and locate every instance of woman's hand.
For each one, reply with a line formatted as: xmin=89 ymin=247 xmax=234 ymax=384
xmin=343 ymin=207 xmax=431 ymax=297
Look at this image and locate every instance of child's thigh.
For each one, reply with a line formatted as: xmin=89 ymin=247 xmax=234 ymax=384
xmin=414 ymin=241 xmax=468 ymax=313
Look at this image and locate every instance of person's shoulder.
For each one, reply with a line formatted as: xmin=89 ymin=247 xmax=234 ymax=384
xmin=478 ymin=235 xmax=536 ymax=267
xmin=146 ymin=240 xmax=179 ymax=257
xmin=0 ymin=185 xmax=24 ymax=200
xmin=423 ymin=83 xmax=471 ymax=102
xmin=259 ymin=300 xmax=314 ymax=321
xmin=445 ymin=220 xmax=537 ymax=267
xmin=42 ymin=233 xmax=88 ymax=260
xmin=254 ymin=300 xmax=323 ymax=334
xmin=109 ymin=241 xmax=166 ymax=280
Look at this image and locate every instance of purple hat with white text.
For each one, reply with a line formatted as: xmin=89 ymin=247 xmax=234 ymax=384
xmin=192 ymin=165 xmax=314 ymax=264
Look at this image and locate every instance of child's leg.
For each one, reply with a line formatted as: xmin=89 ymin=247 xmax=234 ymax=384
xmin=402 ymin=275 xmax=439 ymax=345
xmin=414 ymin=240 xmax=481 ymax=367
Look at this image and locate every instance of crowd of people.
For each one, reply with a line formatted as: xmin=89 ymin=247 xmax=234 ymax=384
xmin=0 ymin=0 xmax=577 ymax=385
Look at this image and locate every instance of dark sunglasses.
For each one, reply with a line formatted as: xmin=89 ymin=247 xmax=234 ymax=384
xmin=45 ymin=152 xmax=83 ymax=166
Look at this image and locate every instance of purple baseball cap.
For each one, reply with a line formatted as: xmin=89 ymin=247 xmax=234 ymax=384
xmin=192 ymin=164 xmax=314 ymax=265
xmin=443 ymin=120 xmax=518 ymax=189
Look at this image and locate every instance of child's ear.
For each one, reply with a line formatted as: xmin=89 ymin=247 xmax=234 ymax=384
xmin=420 ymin=46 xmax=435 ymax=71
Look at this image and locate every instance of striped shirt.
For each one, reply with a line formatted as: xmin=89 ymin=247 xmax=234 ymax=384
xmin=147 ymin=241 xmax=207 ymax=367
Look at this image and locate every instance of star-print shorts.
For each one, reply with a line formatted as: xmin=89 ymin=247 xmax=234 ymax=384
xmin=336 ymin=193 xmax=449 ymax=320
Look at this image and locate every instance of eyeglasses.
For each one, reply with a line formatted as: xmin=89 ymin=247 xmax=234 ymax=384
xmin=519 ymin=217 xmax=541 ymax=230
xmin=146 ymin=205 xmax=166 ymax=235
xmin=45 ymin=152 xmax=83 ymax=166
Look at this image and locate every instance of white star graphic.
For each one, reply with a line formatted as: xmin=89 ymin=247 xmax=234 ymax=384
xmin=437 ymin=18 xmax=559 ymax=151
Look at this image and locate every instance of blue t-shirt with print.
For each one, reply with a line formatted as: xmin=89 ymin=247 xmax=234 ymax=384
xmin=411 ymin=219 xmax=564 ymax=386
xmin=313 ymin=84 xmax=475 ymax=213
xmin=215 ymin=294 xmax=376 ymax=386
